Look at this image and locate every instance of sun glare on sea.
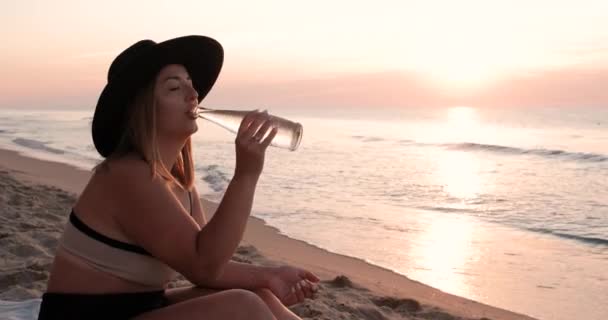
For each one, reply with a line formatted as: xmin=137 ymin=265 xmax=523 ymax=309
xmin=436 ymin=151 xmax=482 ymax=200
xmin=434 ymin=107 xmax=484 ymax=200
xmin=409 ymin=213 xmax=475 ymax=298
xmin=442 ymin=106 xmax=481 ymax=142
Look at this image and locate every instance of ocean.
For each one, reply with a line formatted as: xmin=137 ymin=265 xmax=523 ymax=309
xmin=0 ymin=106 xmax=606 ymax=320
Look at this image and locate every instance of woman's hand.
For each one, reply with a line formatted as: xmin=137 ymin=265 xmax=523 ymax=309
xmin=265 ymin=265 xmax=320 ymax=306
xmin=234 ymin=110 xmax=278 ymax=179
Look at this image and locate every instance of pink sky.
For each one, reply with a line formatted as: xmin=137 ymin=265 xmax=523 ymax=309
xmin=2 ymin=0 xmax=608 ymax=109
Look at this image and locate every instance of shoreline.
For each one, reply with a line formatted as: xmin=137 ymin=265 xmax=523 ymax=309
xmin=0 ymin=147 xmax=535 ymax=320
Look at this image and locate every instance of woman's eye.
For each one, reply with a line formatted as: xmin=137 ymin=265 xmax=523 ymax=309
xmin=169 ymin=87 xmax=180 ymax=91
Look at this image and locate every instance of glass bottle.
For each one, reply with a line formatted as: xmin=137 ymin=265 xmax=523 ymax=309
xmin=196 ymin=106 xmax=303 ymax=151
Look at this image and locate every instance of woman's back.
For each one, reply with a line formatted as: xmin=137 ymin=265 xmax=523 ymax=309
xmin=46 ymin=155 xmax=197 ymax=294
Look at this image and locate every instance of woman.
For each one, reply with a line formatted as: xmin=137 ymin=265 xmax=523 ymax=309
xmin=38 ymin=35 xmax=319 ymax=320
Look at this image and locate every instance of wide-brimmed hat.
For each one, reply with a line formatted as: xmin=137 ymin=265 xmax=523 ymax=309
xmin=92 ymin=35 xmax=223 ymax=158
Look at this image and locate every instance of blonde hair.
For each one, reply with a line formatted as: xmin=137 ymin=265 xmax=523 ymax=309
xmin=94 ymin=80 xmax=195 ymax=190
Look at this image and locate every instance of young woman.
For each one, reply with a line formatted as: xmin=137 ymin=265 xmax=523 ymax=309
xmin=38 ymin=35 xmax=319 ymax=320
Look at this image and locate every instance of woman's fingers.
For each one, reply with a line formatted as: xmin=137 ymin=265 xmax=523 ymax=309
xmin=238 ymin=109 xmax=260 ymax=136
xmin=260 ymin=127 xmax=278 ymax=148
xmin=242 ymin=111 xmax=268 ymax=140
xmin=295 ymin=280 xmax=309 ymax=299
xmin=239 ymin=110 xmax=279 ymax=149
xmin=294 ymin=281 xmax=305 ymax=302
xmin=305 ymin=270 xmax=320 ymax=283
xmin=300 ymin=280 xmax=314 ymax=298
xmin=251 ymin=118 xmax=273 ymax=143
xmin=291 ymin=279 xmax=316 ymax=303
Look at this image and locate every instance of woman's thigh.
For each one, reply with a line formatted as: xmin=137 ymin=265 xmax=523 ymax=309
xmin=164 ymin=286 xmax=221 ymax=305
xmin=133 ymin=288 xmax=276 ymax=320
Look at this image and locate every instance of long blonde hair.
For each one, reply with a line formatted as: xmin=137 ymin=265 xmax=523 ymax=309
xmin=94 ymin=80 xmax=195 ymax=190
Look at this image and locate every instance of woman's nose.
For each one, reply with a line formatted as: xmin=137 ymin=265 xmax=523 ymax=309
xmin=188 ymin=85 xmax=199 ymax=101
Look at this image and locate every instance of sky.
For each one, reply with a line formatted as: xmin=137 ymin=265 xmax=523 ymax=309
xmin=1 ymin=0 xmax=608 ymax=110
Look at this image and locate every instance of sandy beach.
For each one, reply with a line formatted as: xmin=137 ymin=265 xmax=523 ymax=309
xmin=0 ymin=147 xmax=536 ymax=320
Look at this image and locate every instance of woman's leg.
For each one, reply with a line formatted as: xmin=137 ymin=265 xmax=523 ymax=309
xmin=164 ymin=286 xmax=219 ymax=305
xmin=133 ymin=288 xmax=276 ymax=320
xmin=253 ymin=288 xmax=302 ymax=320
xmin=164 ymin=286 xmax=302 ymax=320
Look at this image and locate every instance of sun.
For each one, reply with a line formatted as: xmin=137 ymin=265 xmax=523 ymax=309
xmin=412 ymin=47 xmax=505 ymax=91
xmin=393 ymin=9 xmax=524 ymax=92
xmin=425 ymin=63 xmax=496 ymax=90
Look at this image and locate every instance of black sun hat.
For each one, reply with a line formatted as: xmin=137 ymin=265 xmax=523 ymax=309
xmin=92 ymin=35 xmax=223 ymax=158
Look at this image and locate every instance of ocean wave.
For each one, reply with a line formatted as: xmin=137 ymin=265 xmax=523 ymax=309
xmin=420 ymin=204 xmax=608 ymax=246
xmin=353 ymin=133 xmax=607 ymax=162
xmin=416 ymin=206 xmax=480 ymax=214
xmin=12 ymin=138 xmax=65 ymax=155
xmin=442 ymin=142 xmax=607 ymax=163
xmin=351 ymin=135 xmax=386 ymax=143
xmin=527 ymin=228 xmax=608 ymax=246
xmin=200 ymin=164 xmax=231 ymax=193
xmin=397 ymin=139 xmax=415 ymax=144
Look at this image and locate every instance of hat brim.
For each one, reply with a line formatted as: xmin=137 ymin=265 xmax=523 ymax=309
xmin=93 ymin=35 xmax=223 ymax=158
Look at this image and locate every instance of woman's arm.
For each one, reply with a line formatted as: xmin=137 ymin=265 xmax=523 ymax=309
xmin=190 ymin=187 xmax=275 ymax=290
xmin=194 ymin=110 xmax=278 ymax=280
xmin=113 ymin=110 xmax=277 ymax=286
xmin=198 ymin=260 xmax=274 ymax=290
xmin=194 ymin=174 xmax=259 ymax=279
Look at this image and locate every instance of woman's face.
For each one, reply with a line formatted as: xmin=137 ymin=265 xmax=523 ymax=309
xmin=153 ymin=64 xmax=199 ymax=140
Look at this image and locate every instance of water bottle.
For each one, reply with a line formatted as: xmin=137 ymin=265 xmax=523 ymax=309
xmin=196 ymin=106 xmax=303 ymax=151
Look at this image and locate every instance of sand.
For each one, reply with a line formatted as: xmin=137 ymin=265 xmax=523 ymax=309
xmin=0 ymin=148 xmax=535 ymax=320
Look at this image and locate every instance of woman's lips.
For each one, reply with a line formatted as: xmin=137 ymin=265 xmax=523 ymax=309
xmin=186 ymin=109 xmax=198 ymax=119
xmin=186 ymin=106 xmax=199 ymax=119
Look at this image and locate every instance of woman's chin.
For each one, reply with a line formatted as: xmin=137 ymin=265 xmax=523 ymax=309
xmin=172 ymin=123 xmax=198 ymax=140
xmin=186 ymin=123 xmax=199 ymax=135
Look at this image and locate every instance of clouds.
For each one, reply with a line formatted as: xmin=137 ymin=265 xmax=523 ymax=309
xmin=202 ymin=66 xmax=608 ymax=109
xmin=471 ymin=68 xmax=608 ymax=108
xmin=3 ymin=66 xmax=607 ymax=110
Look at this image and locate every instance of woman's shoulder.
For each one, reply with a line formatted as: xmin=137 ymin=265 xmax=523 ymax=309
xmin=83 ymin=156 xmax=171 ymax=215
xmin=96 ymin=155 xmax=151 ymax=180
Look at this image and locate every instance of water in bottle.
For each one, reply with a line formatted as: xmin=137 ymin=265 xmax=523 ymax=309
xmin=195 ymin=107 xmax=303 ymax=151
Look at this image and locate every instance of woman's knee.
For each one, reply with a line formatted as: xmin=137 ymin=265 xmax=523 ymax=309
xmin=253 ymin=288 xmax=276 ymax=302
xmin=224 ymin=289 xmax=275 ymax=319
